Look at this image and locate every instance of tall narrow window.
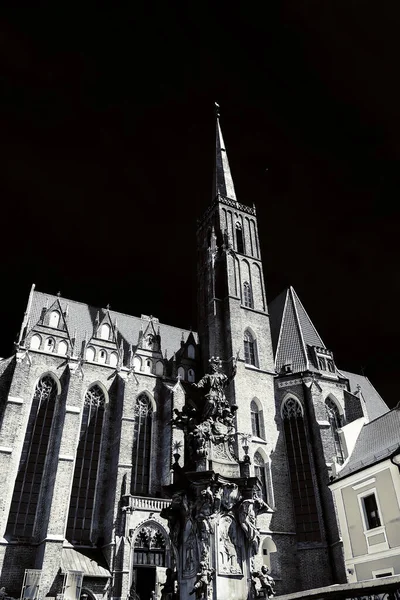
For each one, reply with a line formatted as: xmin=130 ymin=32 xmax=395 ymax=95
xmin=244 ymin=330 xmax=256 ymax=366
xmin=251 ymin=400 xmax=264 ymax=439
xmin=243 ymin=282 xmax=253 ymax=308
xmin=66 ymin=385 xmax=105 ymax=544
xmin=49 ymin=311 xmax=60 ymax=328
xmin=131 ymin=394 xmax=153 ymax=496
xmin=99 ymin=323 xmax=110 ymax=340
xmin=187 ymin=344 xmax=195 ymax=359
xmin=6 ymin=375 xmax=58 ymax=538
xmin=282 ymin=397 xmax=321 ymax=542
xmin=236 ymin=222 xmax=244 ymax=253
xmin=254 ymin=452 xmax=269 ymax=503
xmin=362 ymin=493 xmax=381 ymax=530
xmin=325 ymin=397 xmax=344 ymax=465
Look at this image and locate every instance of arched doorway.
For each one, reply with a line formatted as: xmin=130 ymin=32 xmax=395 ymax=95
xmin=131 ymin=523 xmax=169 ymax=600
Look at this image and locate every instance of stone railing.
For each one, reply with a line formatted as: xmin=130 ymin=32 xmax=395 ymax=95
xmin=126 ymin=495 xmax=172 ymax=512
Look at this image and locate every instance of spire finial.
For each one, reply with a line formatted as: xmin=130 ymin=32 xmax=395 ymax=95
xmin=214 ymin=101 xmax=220 ymax=118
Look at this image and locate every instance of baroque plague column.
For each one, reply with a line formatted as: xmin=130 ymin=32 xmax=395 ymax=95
xmin=161 ymin=356 xmax=272 ymax=600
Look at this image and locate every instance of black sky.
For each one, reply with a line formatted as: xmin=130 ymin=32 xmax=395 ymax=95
xmin=1 ymin=2 xmax=399 ymax=408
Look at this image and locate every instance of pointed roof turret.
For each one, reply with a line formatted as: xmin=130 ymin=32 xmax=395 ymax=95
xmin=269 ymin=287 xmax=325 ymax=373
xmin=212 ymin=103 xmax=237 ymax=201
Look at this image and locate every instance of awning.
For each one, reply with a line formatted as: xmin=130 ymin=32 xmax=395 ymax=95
xmin=61 ymin=547 xmax=111 ymax=578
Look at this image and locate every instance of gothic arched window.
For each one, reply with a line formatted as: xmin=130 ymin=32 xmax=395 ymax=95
xmin=131 ymin=394 xmax=153 ymax=496
xmin=30 ymin=334 xmax=41 ymax=350
xmin=58 ymin=340 xmax=68 ymax=356
xmin=243 ymin=281 xmax=253 ymax=308
xmin=177 ymin=366 xmax=185 ymax=381
xmin=6 ymin=375 xmax=58 ymax=538
xmin=254 ymin=451 xmax=270 ymax=503
xmin=251 ymin=400 xmax=264 ymax=439
xmin=85 ymin=346 xmax=95 ymax=361
xmin=236 ymin=222 xmax=244 ymax=253
xmin=282 ymin=397 xmax=321 ymax=542
xmin=244 ymin=330 xmax=256 ymax=366
xmin=187 ymin=344 xmax=195 ymax=359
xmin=326 ymin=397 xmax=344 ymax=465
xmin=133 ymin=524 xmax=167 ymax=566
xmin=66 ymin=384 xmax=105 ymax=543
xmin=188 ymin=368 xmax=195 ymax=383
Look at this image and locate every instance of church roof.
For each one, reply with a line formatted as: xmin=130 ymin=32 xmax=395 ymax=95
xmin=212 ymin=112 xmax=237 ymax=201
xmin=25 ymin=289 xmax=196 ymax=361
xmin=269 ymin=286 xmax=325 ymax=373
xmin=339 ymin=369 xmax=389 ymax=422
xmin=335 ymin=405 xmax=400 ymax=480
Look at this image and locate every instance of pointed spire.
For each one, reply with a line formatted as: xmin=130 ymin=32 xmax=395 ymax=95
xmin=213 ymin=103 xmax=237 ymax=202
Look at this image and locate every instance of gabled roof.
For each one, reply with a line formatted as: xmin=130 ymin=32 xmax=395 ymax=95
xmin=269 ymin=286 xmax=325 ymax=373
xmin=335 ymin=405 xmax=400 ymax=480
xmin=339 ymin=369 xmax=389 ymax=422
xmin=24 ymin=289 xmax=196 ymax=363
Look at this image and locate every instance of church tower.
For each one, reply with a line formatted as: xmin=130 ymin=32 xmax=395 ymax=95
xmin=196 ymin=105 xmax=276 ymax=503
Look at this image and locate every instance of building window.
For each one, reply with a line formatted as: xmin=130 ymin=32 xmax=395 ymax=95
xmin=236 ymin=222 xmax=244 ymax=253
xmin=362 ymin=493 xmax=381 ymax=530
xmin=6 ymin=375 xmax=58 ymax=538
xmin=156 ymin=361 xmax=164 ymax=376
xmin=254 ymin=451 xmax=269 ymax=503
xmin=244 ymin=330 xmax=256 ymax=366
xmin=85 ymin=346 xmax=95 ymax=362
xmin=66 ymin=384 xmax=105 ymax=544
xmin=49 ymin=311 xmax=60 ymax=328
xmin=177 ymin=366 xmax=185 ymax=381
xmin=325 ymin=397 xmax=344 ymax=465
xmin=99 ymin=323 xmax=110 ymax=340
xmin=251 ymin=400 xmax=264 ymax=439
xmin=282 ymin=397 xmax=321 ymax=542
xmin=30 ymin=334 xmax=41 ymax=350
xmin=133 ymin=356 xmax=142 ymax=372
xmin=45 ymin=338 xmax=55 ymax=352
xmin=131 ymin=394 xmax=153 ymax=496
xmin=98 ymin=349 xmax=107 ymax=364
xmin=133 ymin=525 xmax=166 ymax=567
xmin=109 ymin=352 xmax=118 ymax=368
xmin=243 ymin=282 xmax=253 ymax=308
xmin=318 ymin=356 xmax=326 ymax=370
xmin=58 ymin=340 xmax=68 ymax=356
xmin=187 ymin=344 xmax=195 ymax=359
xmin=188 ymin=368 xmax=195 ymax=383
xmin=326 ymin=358 xmax=335 ymax=373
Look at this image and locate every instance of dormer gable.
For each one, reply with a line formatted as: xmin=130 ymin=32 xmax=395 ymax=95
xmin=137 ymin=316 xmax=161 ymax=354
xmin=25 ymin=297 xmax=73 ymax=357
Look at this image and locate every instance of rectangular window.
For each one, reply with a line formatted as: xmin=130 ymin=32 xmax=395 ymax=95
xmin=362 ymin=493 xmax=381 ymax=530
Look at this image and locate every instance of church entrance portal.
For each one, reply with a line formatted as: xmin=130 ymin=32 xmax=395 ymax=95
xmin=134 ymin=566 xmax=156 ymax=600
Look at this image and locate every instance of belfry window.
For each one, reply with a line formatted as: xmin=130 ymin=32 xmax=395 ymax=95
xmin=66 ymin=384 xmax=105 ymax=544
xmin=251 ymin=400 xmax=264 ymax=439
xmin=236 ymin=222 xmax=244 ymax=253
xmin=244 ymin=330 xmax=256 ymax=366
xmin=6 ymin=375 xmax=58 ymax=538
xmin=243 ymin=282 xmax=253 ymax=308
xmin=131 ymin=394 xmax=153 ymax=496
xmin=325 ymin=397 xmax=344 ymax=465
xmin=282 ymin=397 xmax=321 ymax=542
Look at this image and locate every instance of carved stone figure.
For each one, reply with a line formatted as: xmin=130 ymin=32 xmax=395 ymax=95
xmin=160 ymin=491 xmax=188 ymax=548
xmin=193 ymin=356 xmax=237 ymax=422
xmin=218 ymin=515 xmax=242 ymax=575
xmin=237 ymin=494 xmax=270 ymax=555
xmin=189 ymin=560 xmax=215 ymax=599
xmin=252 ymin=565 xmax=275 ymax=598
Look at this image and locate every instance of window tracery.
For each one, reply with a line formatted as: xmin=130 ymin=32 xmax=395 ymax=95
xmin=131 ymin=394 xmax=153 ymax=496
xmin=243 ymin=281 xmax=253 ymax=308
xmin=133 ymin=524 xmax=167 ymax=566
xmin=244 ymin=330 xmax=256 ymax=366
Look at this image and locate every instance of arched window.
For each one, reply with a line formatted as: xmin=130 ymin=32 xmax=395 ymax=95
xmin=109 ymin=352 xmax=118 ymax=368
xmin=177 ymin=366 xmax=185 ymax=381
xmin=254 ymin=451 xmax=269 ymax=503
xmin=144 ymin=359 xmax=152 ymax=373
xmin=133 ymin=524 xmax=167 ymax=566
xmin=251 ymin=400 xmax=264 ymax=439
xmin=99 ymin=323 xmax=110 ymax=340
xmin=45 ymin=338 xmax=55 ymax=353
xmin=282 ymin=397 xmax=321 ymax=542
xmin=66 ymin=384 xmax=105 ymax=543
xmin=133 ymin=356 xmax=142 ymax=372
xmin=326 ymin=397 xmax=344 ymax=465
xmin=244 ymin=330 xmax=256 ymax=366
xmin=236 ymin=222 xmax=244 ymax=253
xmin=243 ymin=282 xmax=253 ymax=308
xmin=156 ymin=361 xmax=164 ymax=376
xmin=85 ymin=346 xmax=95 ymax=362
xmin=58 ymin=340 xmax=68 ymax=356
xmin=6 ymin=375 xmax=58 ymax=537
xmin=187 ymin=344 xmax=195 ymax=359
xmin=131 ymin=394 xmax=153 ymax=496
xmin=188 ymin=368 xmax=195 ymax=383
xmin=30 ymin=334 xmax=41 ymax=350
xmin=49 ymin=311 xmax=60 ymax=328
xmin=98 ymin=349 xmax=107 ymax=364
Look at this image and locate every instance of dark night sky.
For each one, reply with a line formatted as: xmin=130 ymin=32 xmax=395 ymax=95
xmin=1 ymin=3 xmax=399 ymax=408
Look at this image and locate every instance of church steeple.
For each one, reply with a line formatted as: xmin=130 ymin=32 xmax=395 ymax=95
xmin=213 ymin=103 xmax=237 ymax=201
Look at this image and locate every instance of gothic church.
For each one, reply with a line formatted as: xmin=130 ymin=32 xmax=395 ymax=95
xmin=0 ymin=115 xmax=389 ymax=599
